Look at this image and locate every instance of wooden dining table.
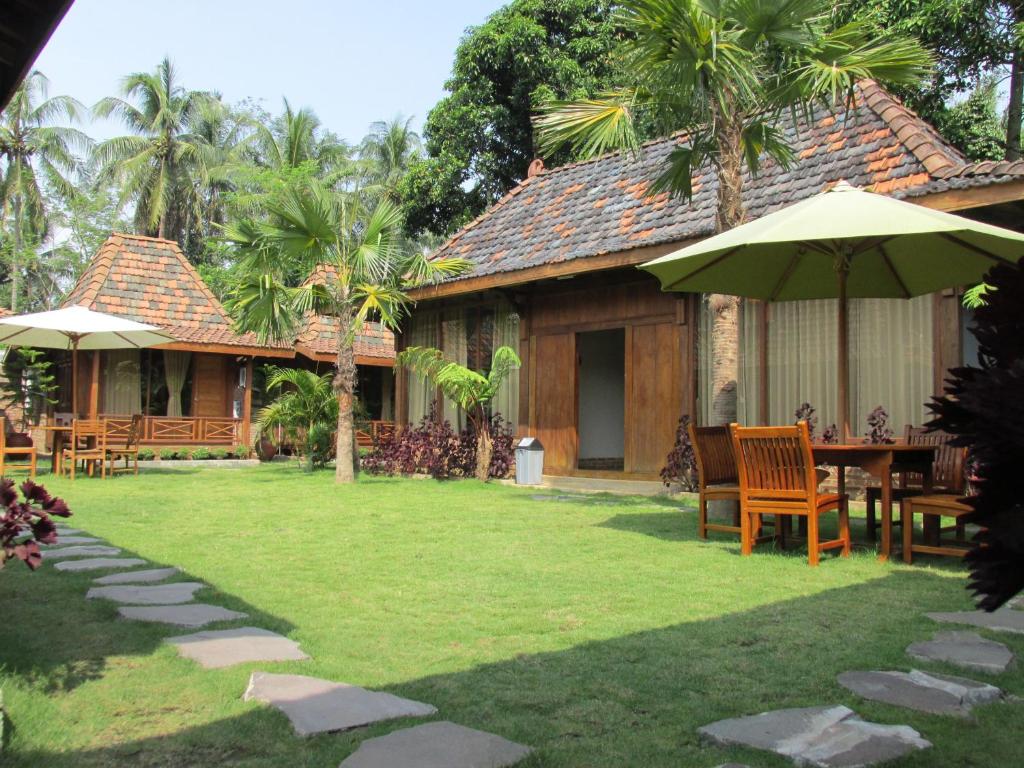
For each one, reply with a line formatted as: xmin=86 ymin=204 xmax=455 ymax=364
xmin=812 ymin=443 xmax=938 ymax=561
xmin=38 ymin=424 xmax=72 ymax=474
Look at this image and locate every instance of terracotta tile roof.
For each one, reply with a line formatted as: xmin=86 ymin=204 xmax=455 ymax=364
xmin=429 ymin=80 xmax=1023 ymax=287
xmin=62 ymin=233 xmax=291 ymax=354
xmin=294 ymin=263 xmax=396 ymax=364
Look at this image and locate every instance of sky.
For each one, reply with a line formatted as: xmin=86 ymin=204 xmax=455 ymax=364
xmin=33 ymin=0 xmax=508 ymax=145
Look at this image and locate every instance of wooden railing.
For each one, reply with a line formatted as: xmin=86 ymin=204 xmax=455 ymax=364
xmin=355 ymin=420 xmax=395 ymax=448
xmin=99 ymin=414 xmax=242 ymax=445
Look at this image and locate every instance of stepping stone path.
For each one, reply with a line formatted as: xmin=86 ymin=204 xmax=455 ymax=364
xmin=698 ymin=705 xmax=930 ymax=767
xmin=838 ymin=670 xmax=1002 ymax=717
xmin=928 ymin=607 xmax=1024 ymax=635
xmin=42 ymin=536 xmax=100 ymax=546
xmin=55 ymin=527 xmax=82 ymax=535
xmin=120 ymin=604 xmax=248 ymax=627
xmin=243 ymin=672 xmax=436 ymax=736
xmin=86 ymin=581 xmax=205 ymax=605
xmin=54 ymin=557 xmax=147 ymax=572
xmin=166 ymin=627 xmax=309 ymax=669
xmin=339 ymin=721 xmax=532 ymax=768
xmin=907 ymin=631 xmax=1014 ymax=673
xmin=43 ymin=545 xmax=121 ymax=559
xmin=93 ymin=567 xmax=180 ymax=585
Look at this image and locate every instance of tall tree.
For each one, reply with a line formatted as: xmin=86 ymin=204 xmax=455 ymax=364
xmin=92 ymin=57 xmax=211 ymax=242
xmin=841 ymin=1 xmax=1023 ymax=159
xmin=0 ymin=71 xmax=89 ymax=311
xmin=401 ymin=0 xmax=627 ymax=236
xmin=224 ymin=182 xmax=468 ymax=483
xmin=359 ymin=115 xmax=422 ymax=205
xmin=536 ymin=0 xmax=931 ymax=425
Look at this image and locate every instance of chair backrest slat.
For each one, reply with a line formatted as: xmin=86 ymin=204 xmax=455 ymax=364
xmin=903 ymin=425 xmax=966 ymax=493
xmin=688 ymin=424 xmax=738 ymax=487
xmin=72 ymin=419 xmax=108 ymax=450
xmin=731 ymin=422 xmax=817 ymax=505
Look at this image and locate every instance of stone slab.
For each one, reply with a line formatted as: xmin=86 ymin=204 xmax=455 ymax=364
xmin=43 ymin=545 xmax=121 ymax=559
xmin=119 ymin=604 xmax=248 ymax=627
xmin=86 ymin=581 xmax=204 ymax=605
xmin=93 ymin=567 xmax=180 ymax=585
xmin=166 ymin=627 xmax=309 ymax=669
xmin=698 ymin=705 xmax=930 ymax=768
xmin=838 ymin=670 xmax=1002 ymax=716
xmin=339 ymin=721 xmax=532 ymax=768
xmin=53 ymin=557 xmax=147 ymax=572
xmin=928 ymin=608 xmax=1024 ymax=635
xmin=42 ymin=536 xmax=101 ymax=546
xmin=55 ymin=527 xmax=82 ymax=535
xmin=244 ymin=671 xmax=436 ymax=736
xmin=907 ymin=631 xmax=1014 ymax=673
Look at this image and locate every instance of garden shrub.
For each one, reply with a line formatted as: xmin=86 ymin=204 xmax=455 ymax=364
xmin=158 ymin=448 xmax=176 ymax=461
xmin=137 ymin=448 xmax=155 ymax=461
xmin=1 ymin=479 xmax=71 ymax=571
xmin=210 ymin=447 xmax=229 ymax=460
xmin=231 ymin=444 xmax=253 ymax=459
xmin=660 ymin=415 xmax=698 ymax=491
xmin=305 ymin=422 xmax=336 ymax=470
xmin=191 ymin=447 xmax=212 ymax=460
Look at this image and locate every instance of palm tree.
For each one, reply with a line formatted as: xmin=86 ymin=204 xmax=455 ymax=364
xmin=255 ymin=100 xmax=353 ymax=182
xmin=535 ymin=0 xmax=932 ymax=424
xmin=256 ymin=366 xmax=338 ymax=467
xmin=359 ymin=115 xmax=422 ymax=204
xmin=0 ymin=71 xmax=89 ymax=311
xmin=225 ymin=181 xmax=469 ymax=483
xmin=92 ymin=57 xmax=212 ymax=241
xmin=397 ymin=345 xmax=520 ymax=481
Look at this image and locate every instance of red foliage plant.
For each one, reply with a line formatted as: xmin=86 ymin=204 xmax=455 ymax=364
xmin=0 ymin=479 xmax=72 ymax=571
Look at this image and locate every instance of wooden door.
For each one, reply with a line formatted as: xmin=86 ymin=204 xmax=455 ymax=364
xmin=531 ymin=332 xmax=576 ymax=474
xmin=191 ymin=354 xmax=228 ymax=417
xmin=626 ymin=322 xmax=684 ymax=474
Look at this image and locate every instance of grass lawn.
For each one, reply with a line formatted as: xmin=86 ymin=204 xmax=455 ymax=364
xmin=1 ymin=465 xmax=1021 ymax=767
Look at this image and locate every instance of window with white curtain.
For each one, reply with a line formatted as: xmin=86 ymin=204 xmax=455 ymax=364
xmin=699 ymin=295 xmax=934 ymax=435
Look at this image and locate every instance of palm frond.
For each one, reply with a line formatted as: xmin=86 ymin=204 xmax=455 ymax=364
xmin=534 ymin=90 xmax=641 ymax=160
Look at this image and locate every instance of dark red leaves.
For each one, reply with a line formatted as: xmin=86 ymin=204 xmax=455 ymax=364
xmin=0 ymin=478 xmax=72 ymax=571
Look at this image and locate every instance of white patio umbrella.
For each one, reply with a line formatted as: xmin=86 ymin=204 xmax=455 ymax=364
xmin=0 ymin=305 xmax=175 ymax=417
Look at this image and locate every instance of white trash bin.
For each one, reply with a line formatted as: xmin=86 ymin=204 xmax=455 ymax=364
xmin=515 ymin=437 xmax=544 ymax=485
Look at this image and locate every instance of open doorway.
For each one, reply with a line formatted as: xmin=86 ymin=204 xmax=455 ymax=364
xmin=576 ymin=328 xmax=625 ymax=471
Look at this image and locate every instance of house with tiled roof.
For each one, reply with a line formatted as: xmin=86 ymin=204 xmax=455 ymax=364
xmin=398 ymin=81 xmax=1024 ymax=479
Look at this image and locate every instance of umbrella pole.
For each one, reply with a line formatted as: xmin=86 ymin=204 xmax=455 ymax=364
xmin=71 ymin=338 xmax=79 ymax=418
xmin=837 ymin=257 xmax=851 ymax=442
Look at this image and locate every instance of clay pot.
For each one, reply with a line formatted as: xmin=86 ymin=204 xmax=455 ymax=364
xmin=257 ymin=437 xmax=278 ymax=461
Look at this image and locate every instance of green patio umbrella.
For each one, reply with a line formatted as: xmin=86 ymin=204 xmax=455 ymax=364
xmin=641 ymin=181 xmax=1024 ymax=437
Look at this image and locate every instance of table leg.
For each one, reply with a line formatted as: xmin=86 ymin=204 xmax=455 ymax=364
xmin=879 ymin=471 xmax=893 ymax=561
xmin=51 ymin=432 xmax=63 ymax=475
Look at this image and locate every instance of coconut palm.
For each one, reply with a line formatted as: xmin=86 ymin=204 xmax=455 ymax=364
xmin=397 ymin=345 xmax=520 ymax=481
xmin=359 ymin=115 xmax=422 ymax=204
xmin=92 ymin=57 xmax=212 ymax=241
xmin=0 ymin=71 xmax=89 ymax=311
xmin=225 ymin=181 xmax=469 ymax=483
xmin=535 ymin=0 xmax=933 ymax=424
xmin=255 ymin=100 xmax=353 ymax=182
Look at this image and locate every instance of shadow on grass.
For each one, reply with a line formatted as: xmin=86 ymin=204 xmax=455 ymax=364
xmin=0 ymin=533 xmax=296 ymax=696
xmin=7 ymin=568 xmax=1015 ymax=768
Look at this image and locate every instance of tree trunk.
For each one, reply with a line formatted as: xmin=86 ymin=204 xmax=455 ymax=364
xmin=708 ymin=106 xmax=746 ymax=425
xmin=1008 ymin=7 xmax=1024 ymax=161
xmin=475 ymin=424 xmax=493 ymax=482
xmin=11 ymin=195 xmax=23 ymax=313
xmin=334 ymin=302 xmax=358 ymax=483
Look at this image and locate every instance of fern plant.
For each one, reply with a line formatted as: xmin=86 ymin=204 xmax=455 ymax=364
xmin=397 ymin=345 xmax=520 ymax=481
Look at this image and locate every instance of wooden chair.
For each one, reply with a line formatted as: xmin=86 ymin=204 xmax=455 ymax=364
xmin=866 ymin=426 xmax=966 ymax=540
xmin=902 ymin=494 xmax=977 ymax=563
xmin=689 ymin=423 xmax=742 ymax=539
xmin=731 ymin=421 xmax=851 ymax=566
xmin=60 ymin=419 xmax=107 ymax=480
xmin=0 ymin=416 xmax=37 ymax=479
xmin=107 ymin=414 xmax=142 ymax=476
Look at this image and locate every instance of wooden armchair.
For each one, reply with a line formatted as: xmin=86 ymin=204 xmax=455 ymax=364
xmin=731 ymin=421 xmax=850 ymax=566
xmin=107 ymin=414 xmax=142 ymax=476
xmin=689 ymin=423 xmax=741 ymax=539
xmin=902 ymin=494 xmax=977 ymax=563
xmin=0 ymin=416 xmax=37 ymax=479
xmin=866 ymin=426 xmax=966 ymax=540
xmin=60 ymin=419 xmax=107 ymax=480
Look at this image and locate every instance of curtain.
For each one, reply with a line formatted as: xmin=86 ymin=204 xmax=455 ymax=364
xmin=406 ymin=310 xmax=439 ymax=425
xmin=380 ymin=371 xmax=394 ymax=421
xmin=701 ymin=296 xmax=935 ymax=436
xmin=491 ymin=304 xmax=520 ymax=428
xmin=442 ymin=309 xmax=468 ymax=429
xmin=102 ymin=349 xmax=142 ymax=415
xmin=163 ymin=351 xmax=191 ymax=418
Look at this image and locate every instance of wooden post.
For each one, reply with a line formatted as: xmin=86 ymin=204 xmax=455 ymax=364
xmin=89 ymin=350 xmax=101 ymax=418
xmin=837 ymin=261 xmax=850 ymax=442
xmin=71 ymin=340 xmax=79 ymax=417
xmin=241 ymin=357 xmax=253 ymax=447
